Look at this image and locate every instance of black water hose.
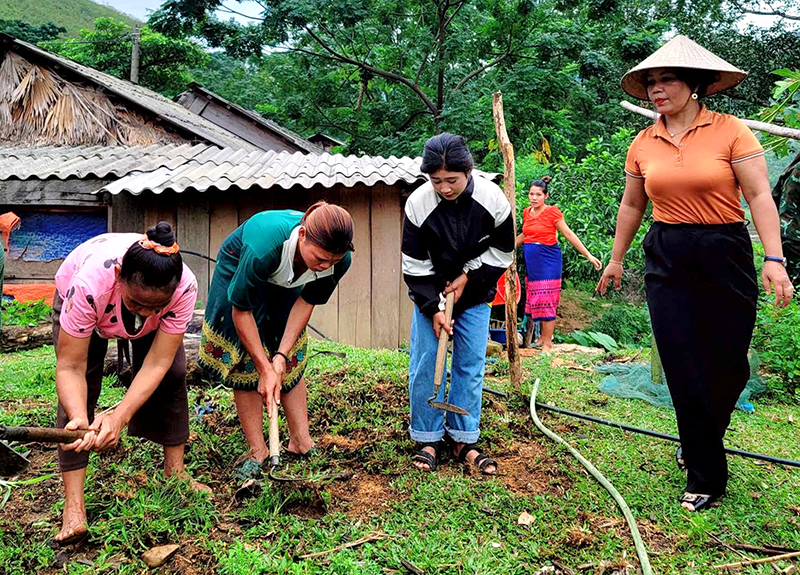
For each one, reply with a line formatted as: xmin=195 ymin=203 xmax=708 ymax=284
xmin=535 ymin=402 xmax=800 ymax=468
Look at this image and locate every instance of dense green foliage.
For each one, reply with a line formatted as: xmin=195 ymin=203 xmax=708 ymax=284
xmin=753 ymin=297 xmax=800 ymax=401
xmin=588 ymin=302 xmax=651 ymax=346
xmin=0 ymin=19 xmax=65 ymax=43
xmin=41 ymin=18 xmax=208 ymax=98
xmin=0 ymin=0 xmax=139 ymax=37
xmin=0 ymin=299 xmax=51 ymax=327
xmin=512 ymin=128 xmax=648 ymax=282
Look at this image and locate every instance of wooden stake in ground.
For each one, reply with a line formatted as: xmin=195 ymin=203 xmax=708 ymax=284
xmin=491 ymin=91 xmax=522 ymax=389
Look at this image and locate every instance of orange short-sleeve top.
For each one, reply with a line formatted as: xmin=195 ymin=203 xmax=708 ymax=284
xmin=624 ymin=106 xmax=764 ymax=224
xmin=522 ymin=205 xmax=564 ymax=245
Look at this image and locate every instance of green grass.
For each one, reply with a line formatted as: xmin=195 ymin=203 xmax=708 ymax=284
xmin=0 ymin=338 xmax=798 ymax=574
xmin=0 ymin=0 xmax=140 ymax=37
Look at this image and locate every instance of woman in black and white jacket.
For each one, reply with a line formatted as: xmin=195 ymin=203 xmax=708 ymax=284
xmin=402 ymin=133 xmax=515 ymax=474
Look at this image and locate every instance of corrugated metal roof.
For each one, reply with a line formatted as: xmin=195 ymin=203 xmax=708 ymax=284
xmin=182 ymin=84 xmax=323 ymax=154
xmin=0 ymin=144 xmax=228 ymax=180
xmin=0 ymin=144 xmax=501 ymax=193
xmin=1 ymin=34 xmax=261 ymax=153
xmin=100 ymin=149 xmax=434 ymax=194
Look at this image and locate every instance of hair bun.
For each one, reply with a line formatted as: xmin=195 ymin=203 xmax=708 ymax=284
xmin=542 ymin=176 xmax=552 ymax=184
xmin=146 ymin=221 xmax=175 ymax=247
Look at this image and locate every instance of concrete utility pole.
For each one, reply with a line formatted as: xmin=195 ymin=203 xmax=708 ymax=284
xmin=130 ymin=27 xmax=140 ymax=84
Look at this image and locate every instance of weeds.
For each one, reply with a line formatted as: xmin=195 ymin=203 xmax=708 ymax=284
xmin=1 ymin=299 xmax=51 ymax=327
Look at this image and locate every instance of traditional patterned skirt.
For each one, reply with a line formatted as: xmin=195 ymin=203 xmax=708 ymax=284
xmin=198 ymin=258 xmax=309 ymax=393
xmin=523 ymin=242 xmax=562 ymax=321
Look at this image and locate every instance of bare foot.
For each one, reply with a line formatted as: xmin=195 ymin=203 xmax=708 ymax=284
xmin=453 ymin=444 xmax=496 ymax=475
xmin=167 ymin=468 xmax=213 ymax=495
xmin=55 ymin=506 xmax=88 ymax=545
xmin=287 ymin=438 xmax=315 ymax=456
xmin=540 ymin=343 xmax=553 ymax=354
xmin=412 ymin=445 xmax=437 ymax=471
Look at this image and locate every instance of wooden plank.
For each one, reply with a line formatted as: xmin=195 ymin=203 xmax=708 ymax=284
xmin=307 ymin=185 xmax=339 ymax=342
xmin=177 ymin=196 xmax=210 ymax=303
xmin=398 ymin=192 xmax=414 ymax=346
xmin=0 ymin=178 xmax=109 ymax=206
xmin=110 ymin=192 xmax=145 ymax=233
xmin=370 ymin=183 xmax=402 ymax=348
xmin=208 ymin=192 xmax=239 ymax=279
xmin=336 ymin=184 xmax=371 ymax=347
xmin=143 ymin=192 xmax=177 ymax=230
xmin=3 ymin=258 xmax=63 ymax=281
xmin=199 ymin=101 xmax=303 ymax=152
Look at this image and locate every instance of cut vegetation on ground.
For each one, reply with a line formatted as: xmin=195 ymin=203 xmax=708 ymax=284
xmin=1 ymin=325 xmax=798 ymax=574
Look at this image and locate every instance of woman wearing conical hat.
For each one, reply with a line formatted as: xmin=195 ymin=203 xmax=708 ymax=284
xmin=597 ymin=36 xmax=793 ymax=512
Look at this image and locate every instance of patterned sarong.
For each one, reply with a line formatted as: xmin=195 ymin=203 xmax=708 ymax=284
xmin=523 ymin=242 xmax=562 ymax=321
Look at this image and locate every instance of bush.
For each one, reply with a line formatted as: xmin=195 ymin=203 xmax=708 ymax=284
xmin=752 ymin=296 xmax=800 ymax=402
xmin=1 ymin=299 xmax=52 ymax=327
xmin=588 ymin=302 xmax=651 ymax=346
xmin=514 ymin=128 xmax=651 ymax=283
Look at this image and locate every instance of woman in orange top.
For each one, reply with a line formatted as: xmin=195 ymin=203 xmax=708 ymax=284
xmin=597 ymin=36 xmax=793 ymax=512
xmin=515 ymin=177 xmax=601 ymax=352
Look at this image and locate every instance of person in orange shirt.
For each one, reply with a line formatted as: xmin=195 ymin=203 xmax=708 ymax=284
xmin=597 ymin=36 xmax=793 ymax=512
xmin=0 ymin=211 xmax=21 ymax=332
xmin=515 ymin=177 xmax=601 ymax=352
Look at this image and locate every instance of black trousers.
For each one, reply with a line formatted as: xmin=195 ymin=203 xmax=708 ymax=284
xmin=53 ymin=292 xmax=189 ymax=472
xmin=644 ymin=221 xmax=758 ymax=496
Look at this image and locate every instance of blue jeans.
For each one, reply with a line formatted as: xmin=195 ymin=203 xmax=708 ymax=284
xmin=408 ymin=302 xmax=491 ymax=444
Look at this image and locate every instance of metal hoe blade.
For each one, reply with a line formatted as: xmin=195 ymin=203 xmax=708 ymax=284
xmin=0 ymin=441 xmax=30 ymax=477
xmin=426 ymin=291 xmax=471 ymax=416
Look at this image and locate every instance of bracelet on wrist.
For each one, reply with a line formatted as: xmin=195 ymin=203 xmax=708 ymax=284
xmin=610 ymin=259 xmax=623 ymax=266
xmin=764 ymin=256 xmax=787 ymax=266
xmin=273 ymin=351 xmax=290 ymax=362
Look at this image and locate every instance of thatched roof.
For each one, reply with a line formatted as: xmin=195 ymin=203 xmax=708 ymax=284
xmin=0 ymin=34 xmax=259 ymax=150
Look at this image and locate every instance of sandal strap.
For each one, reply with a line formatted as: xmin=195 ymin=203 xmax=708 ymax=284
xmin=412 ymin=449 xmax=437 ymax=470
xmin=474 ymin=453 xmax=497 ymax=472
xmin=456 ymin=443 xmax=480 ymax=464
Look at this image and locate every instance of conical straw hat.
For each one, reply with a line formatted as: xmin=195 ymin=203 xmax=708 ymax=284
xmin=621 ymin=35 xmax=747 ymax=100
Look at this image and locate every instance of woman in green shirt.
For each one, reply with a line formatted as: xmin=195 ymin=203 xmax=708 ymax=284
xmin=199 ymin=202 xmax=353 ymax=480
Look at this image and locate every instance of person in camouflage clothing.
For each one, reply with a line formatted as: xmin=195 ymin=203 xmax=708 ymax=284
xmin=772 ymin=151 xmax=800 ymax=284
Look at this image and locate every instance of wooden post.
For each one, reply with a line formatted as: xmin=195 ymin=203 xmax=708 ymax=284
xmin=130 ymin=27 xmax=140 ymax=85
xmin=491 ymin=91 xmax=522 ymax=389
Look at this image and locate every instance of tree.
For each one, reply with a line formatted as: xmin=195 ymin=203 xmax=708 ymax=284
xmin=40 ymin=18 xmax=208 ymax=98
xmin=0 ymin=19 xmax=66 ymax=43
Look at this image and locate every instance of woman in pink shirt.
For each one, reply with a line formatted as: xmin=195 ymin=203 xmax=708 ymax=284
xmin=52 ymin=222 xmax=210 ymax=544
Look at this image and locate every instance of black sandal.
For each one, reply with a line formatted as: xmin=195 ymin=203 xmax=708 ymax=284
xmin=679 ymin=492 xmax=718 ymax=512
xmin=456 ymin=443 xmax=497 ymax=475
xmin=412 ymin=441 xmax=443 ymax=472
xmin=675 ymin=445 xmax=686 ymax=470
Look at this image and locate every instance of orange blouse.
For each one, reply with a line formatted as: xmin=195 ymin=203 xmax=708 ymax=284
xmin=522 ymin=205 xmax=564 ymax=245
xmin=624 ymin=106 xmax=764 ymax=225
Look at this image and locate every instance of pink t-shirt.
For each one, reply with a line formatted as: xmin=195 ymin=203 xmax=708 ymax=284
xmin=55 ymin=233 xmax=197 ymax=340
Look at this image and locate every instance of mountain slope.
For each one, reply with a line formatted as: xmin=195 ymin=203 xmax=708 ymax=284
xmin=0 ymin=0 xmax=140 ymax=37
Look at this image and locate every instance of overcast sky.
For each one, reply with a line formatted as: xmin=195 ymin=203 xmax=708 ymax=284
xmin=97 ymin=0 xmax=263 ymax=24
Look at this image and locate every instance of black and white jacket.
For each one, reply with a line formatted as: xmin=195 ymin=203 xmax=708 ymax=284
xmin=402 ymin=175 xmax=515 ymax=317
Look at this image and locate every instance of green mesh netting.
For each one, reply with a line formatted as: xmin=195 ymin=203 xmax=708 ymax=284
xmin=596 ymin=351 xmax=768 ymax=413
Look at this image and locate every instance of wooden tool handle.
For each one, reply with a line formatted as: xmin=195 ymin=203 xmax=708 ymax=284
xmin=0 ymin=426 xmax=89 ymax=443
xmin=433 ymin=291 xmax=455 ymax=391
xmin=268 ymin=401 xmax=280 ymax=466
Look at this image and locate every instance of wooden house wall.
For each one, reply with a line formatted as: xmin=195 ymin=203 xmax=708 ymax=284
xmin=177 ymin=92 xmax=305 ymax=154
xmin=110 ymin=182 xmax=414 ymax=349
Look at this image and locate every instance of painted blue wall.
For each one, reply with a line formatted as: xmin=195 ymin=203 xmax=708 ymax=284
xmin=8 ymin=211 xmax=107 ymax=262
